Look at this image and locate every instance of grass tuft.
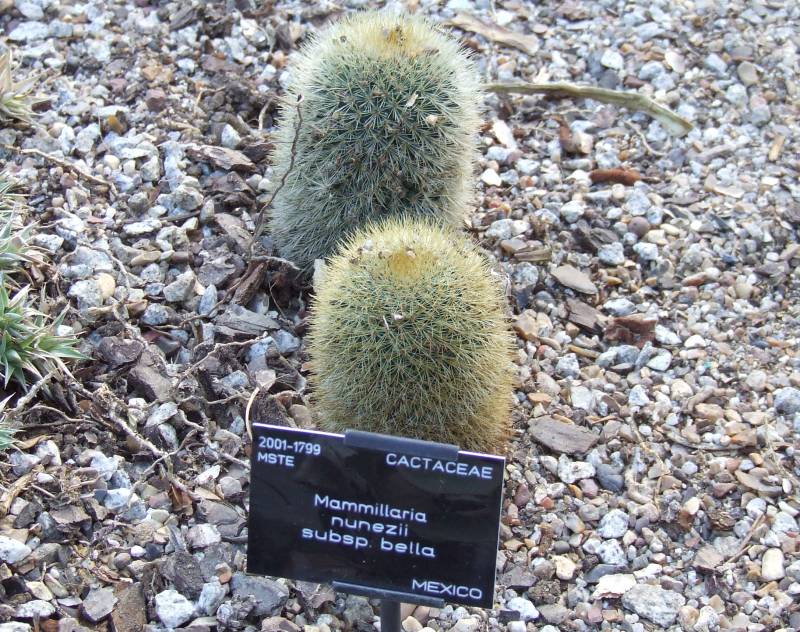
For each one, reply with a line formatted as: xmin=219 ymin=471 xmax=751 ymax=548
xmin=0 ymin=395 xmax=14 ymax=450
xmin=0 ymin=50 xmax=45 ymax=126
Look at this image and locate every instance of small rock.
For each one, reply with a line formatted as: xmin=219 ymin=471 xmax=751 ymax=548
xmin=0 ymin=623 xmax=32 ymax=632
xmin=187 ymin=524 xmax=222 ymax=549
xmin=560 ymin=200 xmax=585 ymax=223
xmin=761 ymin=548 xmax=785 ymax=581
xmin=552 ymin=265 xmax=597 ymax=294
xmin=655 ymin=325 xmax=681 ymax=346
xmin=198 ymin=285 xmax=218 ymax=315
xmin=68 ymin=279 xmax=104 ymax=310
xmin=598 ymin=509 xmax=629 ymax=539
xmin=596 ymin=464 xmax=624 ymax=492
xmin=601 ymin=49 xmax=624 ymax=70
xmin=274 ymin=330 xmax=301 ymax=355
xmin=685 ymin=334 xmax=707 ymax=349
xmin=141 ymin=304 xmax=170 ymax=326
xmin=123 ymin=219 xmax=162 ymax=236
xmin=451 ymin=618 xmax=479 ymax=632
xmin=506 ymin=596 xmax=539 ymax=621
xmin=486 ymin=218 xmax=527 ymax=240
xmin=231 ymin=574 xmax=289 ymax=616
xmin=0 ymin=535 xmax=32 ymax=564
xmin=775 ymin=387 xmax=800 ymax=415
xmin=173 ymin=185 xmax=204 ymax=211
xmin=570 ymin=386 xmax=594 ymax=411
xmin=695 ymin=605 xmax=719 ymax=631
xmin=104 ymin=488 xmax=133 ymax=511
xmin=705 ymin=53 xmax=728 ymax=76
xmin=622 ymin=584 xmax=686 ymax=627
xmin=598 ymin=242 xmax=625 ymax=266
xmin=557 ymin=454 xmax=595 ymax=484
xmin=595 ymin=539 xmax=626 ymax=565
xmin=592 ymin=573 xmax=636 ymax=598
xmin=8 ymin=21 xmax=49 ymax=42
xmin=555 ymin=353 xmax=580 ymax=378
xmin=528 ymin=417 xmax=598 ymax=455
xmin=627 ymin=216 xmax=651 ymax=237
xmin=82 ymin=587 xmax=117 ymax=623
xmin=603 ymin=297 xmax=636 ymax=316
xmin=628 ymin=384 xmax=650 ymax=407
xmin=737 ymin=61 xmax=758 ymax=86
xmin=155 ymin=590 xmax=195 ymax=628
xmin=745 ymin=370 xmax=767 ymax=391
xmin=163 ymin=270 xmax=196 ymax=303
xmin=10 ymin=452 xmax=39 ymax=476
xmin=633 ymin=242 xmax=659 ymax=261
xmin=481 ymin=168 xmax=502 ymax=187
xmin=553 ymin=555 xmax=576 ymax=580
xmin=145 ymin=88 xmax=167 ymax=112
xmin=220 ymin=124 xmax=242 ymax=149
xmin=694 ymin=546 xmax=723 ymax=571
xmin=199 ymin=580 xmax=228 ymax=615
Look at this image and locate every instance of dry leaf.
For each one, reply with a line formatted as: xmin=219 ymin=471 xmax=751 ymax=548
xmin=590 ymin=168 xmax=642 ymax=186
xmin=447 ymin=13 xmax=539 ymax=55
xmin=169 ymin=483 xmax=194 ymax=515
xmin=604 ymin=316 xmax=656 ymax=348
xmin=492 ymin=119 xmax=517 ymax=150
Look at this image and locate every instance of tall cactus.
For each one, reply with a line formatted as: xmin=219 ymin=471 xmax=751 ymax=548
xmin=308 ymin=217 xmax=514 ymax=454
xmin=269 ymin=12 xmax=481 ymax=272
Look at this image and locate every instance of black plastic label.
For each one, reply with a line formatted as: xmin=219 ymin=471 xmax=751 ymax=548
xmin=246 ymin=424 xmax=505 ymax=608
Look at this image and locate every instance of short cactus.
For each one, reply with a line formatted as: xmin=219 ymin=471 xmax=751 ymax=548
xmin=308 ymin=218 xmax=514 ymax=454
xmin=269 ymin=11 xmax=481 ymax=272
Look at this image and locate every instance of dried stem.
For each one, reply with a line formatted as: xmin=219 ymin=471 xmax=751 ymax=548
xmin=1 ymin=143 xmax=113 ymax=189
xmin=249 ymin=94 xmax=304 ymax=253
xmin=485 ymin=81 xmax=693 ymax=137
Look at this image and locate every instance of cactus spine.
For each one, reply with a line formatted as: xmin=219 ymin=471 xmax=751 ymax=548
xmin=308 ymin=218 xmax=513 ymax=453
xmin=269 ymin=12 xmax=481 ymax=272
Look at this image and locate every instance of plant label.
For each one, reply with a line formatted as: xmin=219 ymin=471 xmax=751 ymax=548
xmin=246 ymin=424 xmax=504 ymax=608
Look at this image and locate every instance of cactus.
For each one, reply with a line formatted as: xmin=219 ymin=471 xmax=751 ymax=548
xmin=308 ymin=218 xmax=514 ymax=454
xmin=269 ymin=11 xmax=481 ymax=272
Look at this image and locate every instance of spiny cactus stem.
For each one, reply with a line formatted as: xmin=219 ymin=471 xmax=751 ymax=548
xmin=250 ymin=93 xmax=305 ymax=252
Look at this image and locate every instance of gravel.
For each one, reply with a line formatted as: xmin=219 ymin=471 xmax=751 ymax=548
xmin=2 ymin=0 xmax=799 ymax=630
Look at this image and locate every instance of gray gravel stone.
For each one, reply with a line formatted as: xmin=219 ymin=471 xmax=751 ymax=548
xmin=555 ymin=354 xmax=580 ymax=379
xmin=560 ymin=200 xmax=585 ymax=223
xmin=82 ymin=587 xmax=118 ymax=623
xmin=628 ymin=384 xmax=650 ymax=406
xmin=506 ymin=596 xmax=539 ymax=621
xmin=603 ymin=297 xmax=635 ymax=316
xmin=557 ymin=454 xmax=595 ymax=484
xmin=598 ymin=242 xmax=625 ymax=266
xmin=230 ymin=574 xmax=289 ymax=616
xmin=774 ymin=387 xmax=800 ymax=415
xmin=8 ymin=21 xmax=49 ymax=41
xmin=198 ymin=580 xmax=227 ymax=615
xmin=705 ymin=53 xmax=728 ymax=76
xmin=155 ymin=589 xmax=195 ymax=628
xmin=17 ymin=600 xmax=55 ymax=619
xmin=598 ymin=509 xmax=629 ymax=539
xmin=0 ymin=535 xmax=32 ymax=564
xmin=596 ymin=464 xmax=624 ymax=492
xmin=163 ymin=270 xmax=196 ymax=303
xmin=141 ymin=304 xmax=170 ymax=326
xmin=622 ymin=584 xmax=686 ymax=626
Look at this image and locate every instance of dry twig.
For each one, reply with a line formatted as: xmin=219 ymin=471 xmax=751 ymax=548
xmin=1 ymin=143 xmax=113 ymax=189
xmin=486 ymin=81 xmax=693 ymax=137
xmin=250 ymin=94 xmax=304 ymax=251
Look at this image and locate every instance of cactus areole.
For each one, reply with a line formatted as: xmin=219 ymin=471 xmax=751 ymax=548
xmin=269 ymin=12 xmax=481 ymax=272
